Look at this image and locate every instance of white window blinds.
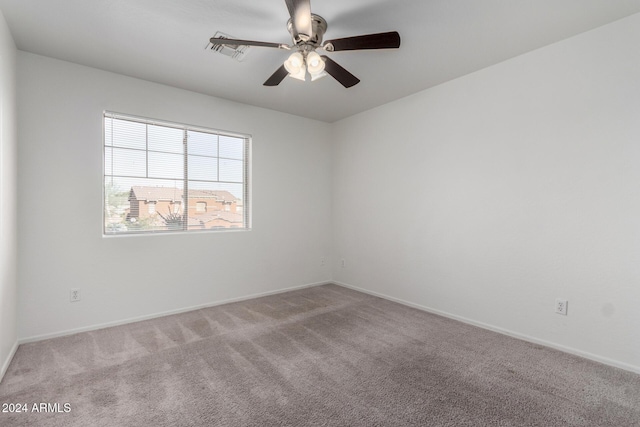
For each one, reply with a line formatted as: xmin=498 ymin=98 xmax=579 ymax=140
xmin=104 ymin=112 xmax=250 ymax=235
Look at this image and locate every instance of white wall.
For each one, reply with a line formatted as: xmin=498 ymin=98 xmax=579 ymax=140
xmin=17 ymin=52 xmax=332 ymax=340
xmin=332 ymin=14 xmax=640 ymax=372
xmin=0 ymin=9 xmax=17 ymax=380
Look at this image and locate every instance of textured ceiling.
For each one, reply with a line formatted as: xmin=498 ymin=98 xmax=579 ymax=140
xmin=2 ymin=0 xmax=640 ymax=122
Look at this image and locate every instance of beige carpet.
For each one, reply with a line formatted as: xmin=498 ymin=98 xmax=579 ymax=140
xmin=1 ymin=284 xmax=639 ymax=426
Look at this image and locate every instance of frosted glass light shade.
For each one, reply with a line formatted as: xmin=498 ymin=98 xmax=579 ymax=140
xmin=284 ymin=52 xmax=304 ymax=74
xmin=306 ymin=51 xmax=325 ymax=74
xmin=289 ymin=68 xmax=306 ymax=81
xmin=310 ymin=70 xmax=327 ymax=81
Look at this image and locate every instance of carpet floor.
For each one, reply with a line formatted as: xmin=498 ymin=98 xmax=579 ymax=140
xmin=1 ymin=284 xmax=639 ymax=426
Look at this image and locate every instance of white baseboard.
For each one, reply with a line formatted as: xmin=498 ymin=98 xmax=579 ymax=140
xmin=333 ymin=281 xmax=640 ymax=375
xmin=19 ymin=281 xmax=331 ymax=344
xmin=0 ymin=341 xmax=19 ymax=384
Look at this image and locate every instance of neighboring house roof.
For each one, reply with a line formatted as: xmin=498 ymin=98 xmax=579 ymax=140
xmin=190 ymin=189 xmax=237 ymax=203
xmin=197 ymin=211 xmax=243 ymax=225
xmin=187 ymin=211 xmax=243 ymax=228
xmin=129 ymin=186 xmax=237 ymax=203
xmin=129 ymin=186 xmax=182 ymax=202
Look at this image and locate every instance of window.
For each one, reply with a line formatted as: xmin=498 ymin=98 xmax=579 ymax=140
xmin=104 ymin=112 xmax=251 ymax=235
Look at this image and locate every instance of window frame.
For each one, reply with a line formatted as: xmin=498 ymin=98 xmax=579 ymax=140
xmin=102 ymin=111 xmax=252 ymax=236
xmin=195 ymin=201 xmax=207 ymax=213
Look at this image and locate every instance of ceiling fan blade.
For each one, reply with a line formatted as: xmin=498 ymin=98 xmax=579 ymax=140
xmin=209 ymin=37 xmax=290 ymax=50
xmin=321 ymin=56 xmax=360 ymax=88
xmin=323 ymin=31 xmax=401 ymax=52
xmin=285 ymin=0 xmax=313 ymax=42
xmin=263 ymin=65 xmax=289 ymax=86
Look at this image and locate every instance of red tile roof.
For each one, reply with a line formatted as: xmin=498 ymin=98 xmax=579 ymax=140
xmin=129 ymin=186 xmax=237 ymax=203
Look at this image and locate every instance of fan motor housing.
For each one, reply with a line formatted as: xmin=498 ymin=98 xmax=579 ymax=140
xmin=287 ymin=14 xmax=327 ymax=46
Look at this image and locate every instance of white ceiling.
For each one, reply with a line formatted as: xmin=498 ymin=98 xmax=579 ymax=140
xmin=2 ymin=0 xmax=640 ymax=122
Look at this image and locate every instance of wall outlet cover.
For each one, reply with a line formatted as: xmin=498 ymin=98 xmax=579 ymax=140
xmin=555 ymin=298 xmax=568 ymax=315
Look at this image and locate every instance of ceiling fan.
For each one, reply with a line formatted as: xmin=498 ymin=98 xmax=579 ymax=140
xmin=209 ymin=0 xmax=401 ymax=88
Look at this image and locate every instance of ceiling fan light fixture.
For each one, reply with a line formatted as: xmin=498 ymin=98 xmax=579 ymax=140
xmin=289 ymin=67 xmax=307 ymax=81
xmin=310 ymin=70 xmax=327 ymax=81
xmin=306 ymin=51 xmax=325 ymax=74
xmin=284 ymin=52 xmax=304 ymax=74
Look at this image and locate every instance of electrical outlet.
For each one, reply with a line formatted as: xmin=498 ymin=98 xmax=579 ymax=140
xmin=70 ymin=289 xmax=81 ymax=302
xmin=341 ymin=259 xmax=346 ymax=268
xmin=321 ymin=257 xmax=326 ymax=267
xmin=555 ymin=299 xmax=568 ymax=315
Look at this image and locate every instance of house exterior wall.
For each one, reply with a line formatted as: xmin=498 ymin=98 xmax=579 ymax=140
xmin=129 ymin=195 xmax=240 ymax=229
